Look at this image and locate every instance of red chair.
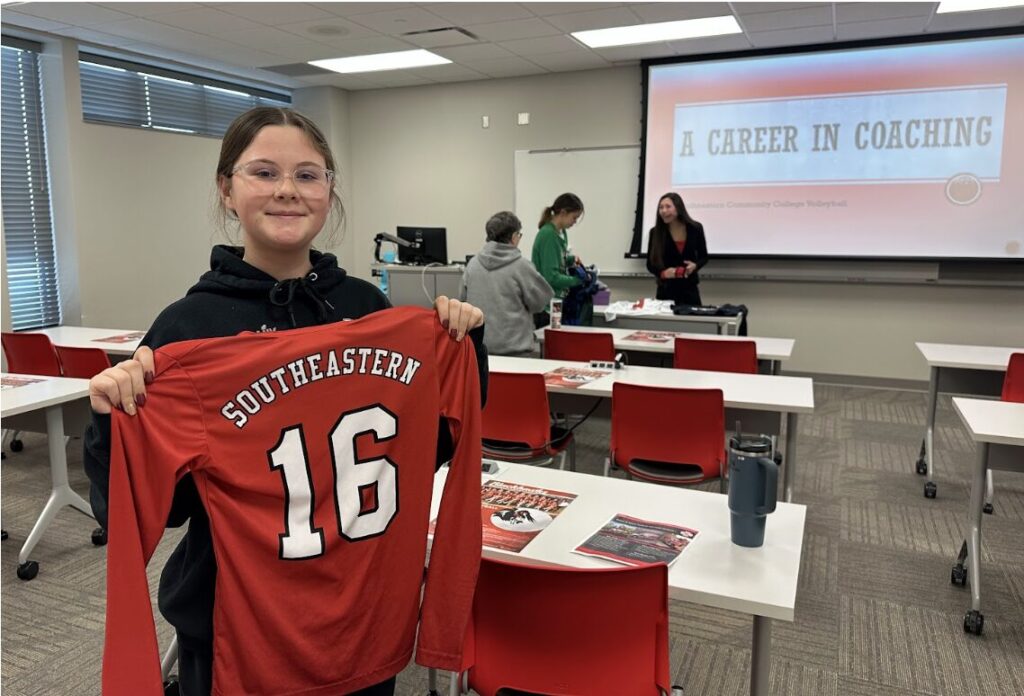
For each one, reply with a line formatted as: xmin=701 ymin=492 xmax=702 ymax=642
xmin=607 ymin=382 xmax=725 ymax=488
xmin=450 ymin=557 xmax=677 ymax=696
xmin=1002 ymin=352 xmax=1024 ymax=403
xmin=544 ymin=329 xmax=615 ymax=362
xmin=1 ymin=332 xmax=62 ymax=376
xmin=482 ymin=372 xmax=575 ymax=470
xmin=54 ymin=346 xmax=111 ymax=379
xmin=673 ymin=337 xmax=757 ymax=374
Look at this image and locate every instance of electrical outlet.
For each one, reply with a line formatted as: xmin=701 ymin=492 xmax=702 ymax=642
xmin=517 ymin=112 xmax=530 ymax=126
xmin=481 ymin=115 xmax=489 ymax=128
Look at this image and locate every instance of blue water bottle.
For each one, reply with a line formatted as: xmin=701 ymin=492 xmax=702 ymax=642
xmin=727 ymin=433 xmax=778 ymax=548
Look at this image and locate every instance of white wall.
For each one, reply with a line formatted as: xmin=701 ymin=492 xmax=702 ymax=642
xmin=13 ymin=38 xmax=1024 ymax=382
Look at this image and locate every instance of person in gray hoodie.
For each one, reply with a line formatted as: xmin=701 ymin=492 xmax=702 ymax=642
xmin=460 ymin=211 xmax=554 ymax=356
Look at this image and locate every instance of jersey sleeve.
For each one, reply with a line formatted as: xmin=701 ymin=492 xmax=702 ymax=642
xmin=415 ymin=322 xmax=483 ymax=671
xmin=102 ymin=364 xmax=208 ymax=696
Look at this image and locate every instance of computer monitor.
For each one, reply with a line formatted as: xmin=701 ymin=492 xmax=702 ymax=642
xmin=396 ymin=226 xmax=447 ymax=265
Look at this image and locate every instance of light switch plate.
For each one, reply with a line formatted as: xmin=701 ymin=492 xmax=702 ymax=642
xmin=517 ymin=112 xmax=530 ymax=126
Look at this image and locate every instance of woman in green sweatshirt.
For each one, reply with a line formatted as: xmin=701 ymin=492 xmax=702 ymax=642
xmin=530 ymin=192 xmax=585 ymax=326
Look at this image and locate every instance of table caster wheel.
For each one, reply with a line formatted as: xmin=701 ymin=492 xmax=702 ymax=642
xmin=915 ymin=458 xmax=927 ymax=475
xmin=91 ymin=527 xmax=108 ymax=546
xmin=983 ymin=503 xmax=993 ymax=515
xmin=427 ymin=691 xmax=440 ymax=696
xmin=163 ymin=677 xmax=180 ymax=696
xmin=17 ymin=560 xmax=39 ymax=581
xmin=924 ymin=481 xmax=937 ymax=499
xmin=10 ymin=438 xmax=23 ymax=452
xmin=1 ymin=530 xmax=7 ymax=541
xmin=964 ymin=610 xmax=984 ymax=635
xmin=951 ymin=564 xmax=968 ymax=586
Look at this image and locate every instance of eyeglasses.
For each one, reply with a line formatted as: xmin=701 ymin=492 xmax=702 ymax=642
xmin=231 ymin=161 xmax=335 ymax=196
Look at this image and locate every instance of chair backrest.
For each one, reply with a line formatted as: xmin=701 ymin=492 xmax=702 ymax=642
xmin=544 ymin=329 xmax=615 ymax=362
xmin=1 ymin=332 xmax=62 ymax=376
xmin=482 ymin=372 xmax=552 ymax=449
xmin=611 ymin=382 xmax=725 ymax=483
xmin=673 ymin=337 xmax=757 ymax=374
xmin=1002 ymin=352 xmax=1024 ymax=403
xmin=55 ymin=346 xmax=112 ymax=379
xmin=463 ymin=557 xmax=670 ymax=696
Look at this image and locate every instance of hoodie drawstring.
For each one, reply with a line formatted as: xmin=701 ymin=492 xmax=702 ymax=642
xmin=270 ymin=272 xmax=335 ymax=328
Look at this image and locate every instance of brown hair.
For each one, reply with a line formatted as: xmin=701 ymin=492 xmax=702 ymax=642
xmin=537 ymin=192 xmax=584 ymax=229
xmin=648 ymin=192 xmax=699 ymax=270
xmin=215 ymin=107 xmax=344 ymax=243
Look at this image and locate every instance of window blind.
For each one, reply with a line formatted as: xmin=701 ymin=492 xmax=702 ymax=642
xmin=2 ymin=39 xmax=61 ymax=331
xmin=79 ymin=52 xmax=290 ymax=137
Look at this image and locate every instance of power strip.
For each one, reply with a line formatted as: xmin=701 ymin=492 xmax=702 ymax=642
xmin=590 ymin=360 xmax=621 ymax=370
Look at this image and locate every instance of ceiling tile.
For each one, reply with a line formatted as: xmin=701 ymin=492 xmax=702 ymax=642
xmin=543 ymin=6 xmax=644 ymax=33
xmin=592 ymin=42 xmax=675 ymax=62
xmin=927 ymin=7 xmax=1024 ymax=32
xmin=527 ymin=50 xmax=611 ymax=72
xmin=0 ymin=10 xmax=72 ymax=32
xmin=629 ymin=3 xmax=734 ymax=23
xmin=409 ymin=62 xmax=488 ymax=82
xmin=420 ymin=3 xmax=535 ymax=26
xmin=60 ymin=25 xmax=139 ymax=48
xmin=278 ymin=17 xmax=379 ymax=43
xmin=835 ymin=17 xmax=927 ymax=41
xmin=748 ymin=24 xmax=836 ymax=48
xmin=253 ymin=42 xmax=344 ymax=64
xmin=741 ymin=5 xmax=834 ymax=32
xmin=214 ymin=3 xmax=337 ymax=25
xmin=294 ymin=72 xmax=384 ymax=89
xmin=301 ymin=35 xmax=415 ymax=58
xmin=434 ymin=43 xmax=516 ymax=62
xmin=470 ymin=55 xmax=547 ymax=77
xmin=152 ymin=8 xmax=267 ymax=35
xmin=344 ymin=6 xmax=450 ymax=35
xmin=464 ymin=17 xmax=562 ymax=41
xmin=524 ymin=3 xmax=625 ymax=17
xmin=309 ymin=3 xmax=414 ymax=17
xmin=669 ymin=33 xmax=753 ymax=55
xmin=499 ymin=35 xmax=583 ymax=57
xmin=362 ymin=70 xmax=435 ymax=87
xmin=13 ymin=2 xmax=134 ymax=26
xmin=207 ymin=43 xmax=286 ymax=69
xmin=218 ymin=25 xmax=332 ymax=52
xmin=836 ymin=2 xmax=935 ymax=23
xmin=96 ymin=3 xmax=202 ymax=17
xmin=98 ymin=17 xmax=205 ymax=44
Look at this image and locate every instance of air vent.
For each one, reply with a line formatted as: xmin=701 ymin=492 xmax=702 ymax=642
xmin=401 ymin=26 xmax=481 ymax=48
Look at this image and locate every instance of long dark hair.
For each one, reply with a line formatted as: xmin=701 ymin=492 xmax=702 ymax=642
xmin=648 ymin=193 xmax=699 ymax=269
xmin=538 ymin=192 xmax=584 ymax=229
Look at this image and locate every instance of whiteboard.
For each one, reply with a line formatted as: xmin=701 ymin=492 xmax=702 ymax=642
xmin=514 ymin=147 xmax=647 ymax=276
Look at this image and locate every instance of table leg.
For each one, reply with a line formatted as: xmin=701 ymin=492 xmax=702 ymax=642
xmin=770 ymin=360 xmax=780 ymax=376
xmin=965 ymin=443 xmax=987 ymax=631
xmin=751 ymin=615 xmax=771 ymax=696
xmin=17 ymin=405 xmax=94 ymax=566
xmin=922 ymin=367 xmax=939 ymax=497
xmin=783 ymin=413 xmax=797 ymax=502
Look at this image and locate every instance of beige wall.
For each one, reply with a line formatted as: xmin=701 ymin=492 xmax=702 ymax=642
xmin=16 ymin=39 xmax=1023 ymax=382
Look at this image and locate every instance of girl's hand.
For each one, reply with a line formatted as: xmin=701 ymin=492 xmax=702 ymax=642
xmin=89 ymin=346 xmax=154 ymax=416
xmin=434 ymin=296 xmax=484 ymax=342
xmin=683 ymin=261 xmax=697 ymax=276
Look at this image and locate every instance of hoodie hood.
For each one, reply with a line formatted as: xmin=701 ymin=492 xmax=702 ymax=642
xmin=475 ymin=241 xmax=522 ymax=271
xmin=187 ymin=245 xmax=347 ymax=328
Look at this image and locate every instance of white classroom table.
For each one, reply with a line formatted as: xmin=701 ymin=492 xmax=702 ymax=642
xmin=593 ymin=304 xmax=742 ymax=335
xmin=489 ymin=355 xmax=815 ymax=502
xmin=430 ymin=462 xmax=806 ymax=696
xmin=1 ymin=373 xmax=96 ymax=580
xmin=914 ymin=342 xmax=1020 ymax=501
xmin=30 ymin=325 xmax=144 ymax=357
xmin=949 ymin=397 xmax=1024 ymax=636
xmin=535 ymin=325 xmax=794 ymax=374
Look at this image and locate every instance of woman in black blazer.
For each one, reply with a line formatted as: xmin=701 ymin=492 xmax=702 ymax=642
xmin=645 ymin=192 xmax=708 ymax=306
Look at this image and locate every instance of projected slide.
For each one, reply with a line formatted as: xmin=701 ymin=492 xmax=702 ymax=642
xmin=641 ymin=34 xmax=1024 ymax=259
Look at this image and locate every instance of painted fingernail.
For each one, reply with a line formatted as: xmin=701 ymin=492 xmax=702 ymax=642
xmin=136 ymin=393 xmax=147 ymax=407
xmin=450 ymin=329 xmax=458 ymax=339
xmin=145 ymin=371 xmax=154 ymax=384
xmin=125 ymin=400 xmax=137 ymax=416
xmin=442 ymin=319 xmax=450 ymax=329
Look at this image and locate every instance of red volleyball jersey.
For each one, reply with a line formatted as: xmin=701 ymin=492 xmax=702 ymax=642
xmin=103 ymin=306 xmax=482 ymax=696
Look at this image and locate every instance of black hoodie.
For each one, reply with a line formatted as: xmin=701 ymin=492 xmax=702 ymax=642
xmin=83 ymin=245 xmax=488 ymax=651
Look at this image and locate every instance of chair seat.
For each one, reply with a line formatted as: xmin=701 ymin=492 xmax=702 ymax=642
xmin=482 ymin=426 xmax=573 ymax=466
xmin=624 ymin=459 xmax=708 ymax=483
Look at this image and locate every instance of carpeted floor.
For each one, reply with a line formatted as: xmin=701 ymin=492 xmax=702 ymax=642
xmin=2 ymin=383 xmax=1023 ymax=695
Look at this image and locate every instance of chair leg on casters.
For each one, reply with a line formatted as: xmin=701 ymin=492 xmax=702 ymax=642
xmin=569 ymin=438 xmax=576 ymax=472
xmin=983 ymin=469 xmax=994 ymax=515
xmin=603 ymin=456 xmax=611 ymax=477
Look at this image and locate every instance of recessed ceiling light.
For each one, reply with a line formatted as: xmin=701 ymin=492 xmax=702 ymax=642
xmin=572 ymin=16 xmax=742 ymax=49
xmin=309 ymin=49 xmax=451 ymax=74
xmin=936 ymin=0 xmax=1024 ymax=12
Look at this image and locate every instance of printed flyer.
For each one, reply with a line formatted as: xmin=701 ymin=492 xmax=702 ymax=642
xmin=573 ymin=513 xmax=699 ymax=567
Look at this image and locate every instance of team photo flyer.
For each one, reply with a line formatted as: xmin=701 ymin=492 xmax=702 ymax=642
xmin=622 ymin=330 xmax=676 ymax=343
xmin=573 ymin=513 xmax=700 ymax=567
xmin=543 ymin=366 xmax=610 ymax=389
xmin=479 ymin=480 xmax=577 ymax=553
xmin=93 ymin=331 xmax=146 ymax=343
xmin=1 ymin=375 xmax=46 ymax=390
